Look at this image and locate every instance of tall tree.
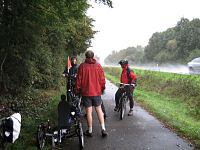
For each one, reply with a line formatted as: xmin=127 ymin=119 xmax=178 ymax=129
xmin=0 ymin=0 xmax=112 ymax=93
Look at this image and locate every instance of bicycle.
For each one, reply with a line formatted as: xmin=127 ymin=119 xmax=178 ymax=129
xmin=64 ymin=72 xmax=77 ymax=102
xmin=65 ymin=73 xmax=84 ymax=116
xmin=116 ymin=83 xmax=134 ymax=120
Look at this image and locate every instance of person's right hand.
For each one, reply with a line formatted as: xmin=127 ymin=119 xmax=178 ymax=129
xmin=102 ymin=90 xmax=105 ymax=95
xmin=61 ymin=74 xmax=65 ymax=77
xmin=131 ymin=83 xmax=135 ymax=88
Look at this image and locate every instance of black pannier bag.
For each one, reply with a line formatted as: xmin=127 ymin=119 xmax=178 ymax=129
xmin=3 ymin=113 xmax=21 ymax=143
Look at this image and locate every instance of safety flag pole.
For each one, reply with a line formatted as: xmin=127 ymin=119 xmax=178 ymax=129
xmin=67 ymin=56 xmax=72 ymax=73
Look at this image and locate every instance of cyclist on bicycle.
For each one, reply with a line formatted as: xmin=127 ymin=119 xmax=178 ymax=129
xmin=114 ymin=60 xmax=137 ymax=116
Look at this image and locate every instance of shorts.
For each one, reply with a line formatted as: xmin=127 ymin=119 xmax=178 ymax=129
xmin=82 ymin=95 xmax=102 ymax=108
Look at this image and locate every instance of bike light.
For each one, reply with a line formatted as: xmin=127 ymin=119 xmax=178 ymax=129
xmin=62 ymin=129 xmax=67 ymax=133
xmin=71 ymin=112 xmax=75 ymax=115
xmin=5 ymin=131 xmax=10 ymax=137
xmin=54 ymin=131 xmax=58 ymax=135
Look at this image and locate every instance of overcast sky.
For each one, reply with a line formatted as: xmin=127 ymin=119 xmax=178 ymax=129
xmin=87 ymin=0 xmax=200 ymax=64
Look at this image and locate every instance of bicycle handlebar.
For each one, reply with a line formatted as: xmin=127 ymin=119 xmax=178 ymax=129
xmin=117 ymin=83 xmax=135 ymax=88
xmin=117 ymin=83 xmax=131 ymax=86
xmin=117 ymin=83 xmax=132 ymax=87
xmin=62 ymin=73 xmax=77 ymax=79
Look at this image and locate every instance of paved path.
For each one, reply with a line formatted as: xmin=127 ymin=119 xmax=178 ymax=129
xmin=62 ymin=79 xmax=194 ymax=150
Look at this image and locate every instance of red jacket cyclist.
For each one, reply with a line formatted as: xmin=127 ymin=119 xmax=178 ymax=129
xmin=114 ymin=60 xmax=137 ymax=116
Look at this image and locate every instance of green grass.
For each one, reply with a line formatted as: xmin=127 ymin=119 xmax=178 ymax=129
xmin=135 ymin=90 xmax=200 ymax=139
xmin=104 ymin=72 xmax=119 ymax=84
xmin=7 ymin=88 xmax=66 ymax=150
xmin=103 ymin=67 xmax=200 ymax=149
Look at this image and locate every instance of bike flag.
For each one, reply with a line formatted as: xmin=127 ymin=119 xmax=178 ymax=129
xmin=67 ymin=56 xmax=72 ymax=73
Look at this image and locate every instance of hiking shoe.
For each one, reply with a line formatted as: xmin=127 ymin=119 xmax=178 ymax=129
xmin=128 ymin=110 xmax=133 ymax=116
xmin=84 ymin=130 xmax=93 ymax=137
xmin=101 ymin=130 xmax=108 ymax=137
xmin=114 ymin=106 xmax=118 ymax=111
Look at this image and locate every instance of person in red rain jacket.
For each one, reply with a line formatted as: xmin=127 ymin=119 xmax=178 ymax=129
xmin=114 ymin=60 xmax=137 ymax=116
xmin=75 ymin=50 xmax=108 ymax=137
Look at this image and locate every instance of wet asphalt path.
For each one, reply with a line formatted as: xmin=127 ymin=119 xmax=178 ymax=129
xmin=61 ymin=79 xmax=194 ymax=150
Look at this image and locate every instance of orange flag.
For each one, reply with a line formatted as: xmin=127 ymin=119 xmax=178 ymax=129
xmin=67 ymin=56 xmax=72 ymax=73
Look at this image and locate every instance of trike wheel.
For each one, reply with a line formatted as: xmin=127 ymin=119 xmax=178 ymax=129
xmin=37 ymin=123 xmax=46 ymax=149
xmin=78 ymin=122 xmax=84 ymax=149
xmin=52 ymin=136 xmax=55 ymax=149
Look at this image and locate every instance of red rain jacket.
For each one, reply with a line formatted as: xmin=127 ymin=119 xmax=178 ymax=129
xmin=75 ymin=58 xmax=106 ymax=96
xmin=121 ymin=65 xmax=137 ymax=84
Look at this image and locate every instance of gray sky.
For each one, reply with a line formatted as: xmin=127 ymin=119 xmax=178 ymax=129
xmin=87 ymin=0 xmax=200 ymax=64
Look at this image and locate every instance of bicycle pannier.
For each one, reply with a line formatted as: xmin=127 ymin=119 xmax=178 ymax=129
xmin=3 ymin=113 xmax=21 ymax=143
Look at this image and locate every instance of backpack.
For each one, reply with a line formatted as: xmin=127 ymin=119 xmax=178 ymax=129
xmin=3 ymin=113 xmax=21 ymax=143
xmin=126 ymin=67 xmax=137 ymax=85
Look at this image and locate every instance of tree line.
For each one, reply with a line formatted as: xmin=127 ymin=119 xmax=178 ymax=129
xmin=104 ymin=46 xmax=144 ymax=65
xmin=104 ymin=17 xmax=200 ymax=65
xmin=0 ymin=0 xmax=112 ymax=95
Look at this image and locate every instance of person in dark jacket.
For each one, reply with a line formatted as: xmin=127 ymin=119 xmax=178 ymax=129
xmin=114 ymin=60 xmax=137 ymax=116
xmin=62 ymin=56 xmax=78 ymax=85
xmin=75 ymin=50 xmax=108 ymax=137
xmin=62 ymin=56 xmax=79 ymax=101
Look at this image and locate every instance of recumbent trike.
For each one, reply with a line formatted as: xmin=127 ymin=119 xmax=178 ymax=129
xmin=36 ymin=93 xmax=84 ymax=150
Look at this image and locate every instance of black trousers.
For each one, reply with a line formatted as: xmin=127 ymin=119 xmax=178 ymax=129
xmin=115 ymin=88 xmax=134 ymax=109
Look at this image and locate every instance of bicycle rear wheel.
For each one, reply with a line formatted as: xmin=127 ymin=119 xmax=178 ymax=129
xmin=120 ymin=96 xmax=127 ymax=120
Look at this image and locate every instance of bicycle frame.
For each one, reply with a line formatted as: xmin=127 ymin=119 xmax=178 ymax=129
xmin=66 ymin=74 xmax=84 ymax=116
xmin=66 ymin=73 xmax=76 ymax=102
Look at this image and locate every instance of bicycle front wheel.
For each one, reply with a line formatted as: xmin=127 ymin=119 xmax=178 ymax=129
xmin=120 ymin=96 xmax=127 ymax=120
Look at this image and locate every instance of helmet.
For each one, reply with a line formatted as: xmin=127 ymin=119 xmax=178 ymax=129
xmin=118 ymin=60 xmax=128 ymax=65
